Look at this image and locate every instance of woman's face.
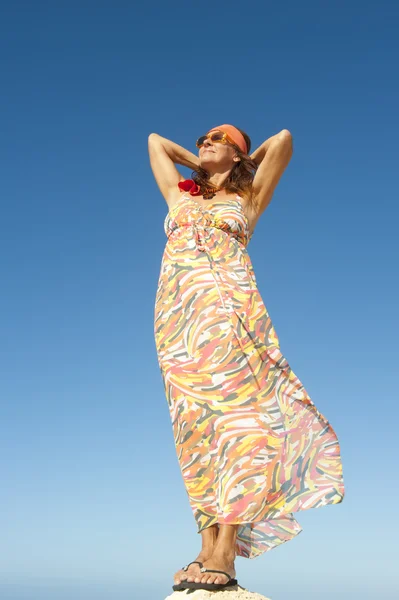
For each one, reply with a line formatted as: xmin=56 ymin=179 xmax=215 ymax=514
xmin=198 ymin=133 xmax=240 ymax=171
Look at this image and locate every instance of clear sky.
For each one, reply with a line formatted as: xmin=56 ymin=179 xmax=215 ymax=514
xmin=0 ymin=1 xmax=398 ymax=599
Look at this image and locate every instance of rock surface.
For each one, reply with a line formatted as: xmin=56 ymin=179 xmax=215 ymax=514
xmin=165 ymin=586 xmax=271 ymax=600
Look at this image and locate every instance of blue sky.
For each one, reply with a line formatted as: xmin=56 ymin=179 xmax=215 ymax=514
xmin=0 ymin=1 xmax=398 ymax=599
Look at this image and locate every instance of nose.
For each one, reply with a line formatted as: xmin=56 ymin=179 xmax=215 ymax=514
xmin=203 ymin=137 xmax=213 ymax=148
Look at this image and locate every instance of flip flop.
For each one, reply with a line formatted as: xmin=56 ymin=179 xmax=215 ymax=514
xmin=172 ymin=561 xmax=204 ymax=592
xmin=182 ymin=561 xmax=203 ymax=572
xmin=172 ymin=566 xmax=238 ymax=591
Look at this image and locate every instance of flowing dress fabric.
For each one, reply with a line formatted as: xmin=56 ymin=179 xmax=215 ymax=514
xmin=154 ymin=193 xmax=344 ymax=559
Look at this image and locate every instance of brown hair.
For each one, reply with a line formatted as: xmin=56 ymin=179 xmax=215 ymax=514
xmin=191 ymin=127 xmax=258 ymax=206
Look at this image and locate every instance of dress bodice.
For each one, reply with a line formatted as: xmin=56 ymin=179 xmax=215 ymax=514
xmin=164 ymin=193 xmax=253 ymax=251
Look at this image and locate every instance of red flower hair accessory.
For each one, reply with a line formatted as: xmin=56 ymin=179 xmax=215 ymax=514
xmin=178 ymin=179 xmax=201 ymax=196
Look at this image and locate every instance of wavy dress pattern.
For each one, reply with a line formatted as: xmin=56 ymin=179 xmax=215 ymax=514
xmin=154 ymin=192 xmax=344 ymax=558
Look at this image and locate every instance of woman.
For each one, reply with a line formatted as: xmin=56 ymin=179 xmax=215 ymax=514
xmin=149 ymin=125 xmax=345 ymax=592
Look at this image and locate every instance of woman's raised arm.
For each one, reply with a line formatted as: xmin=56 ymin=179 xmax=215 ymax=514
xmin=148 ymin=133 xmax=200 ymax=207
xmin=250 ymin=129 xmax=294 ymax=217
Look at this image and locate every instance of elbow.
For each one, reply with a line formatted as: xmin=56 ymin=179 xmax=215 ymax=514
xmin=148 ymin=132 xmax=159 ymax=144
xmin=279 ymin=129 xmax=292 ymax=139
xmin=278 ymin=129 xmax=293 ymax=153
xmin=148 ymin=132 xmax=163 ymax=144
xmin=278 ymin=129 xmax=292 ymax=141
xmin=148 ymin=132 xmax=163 ymax=151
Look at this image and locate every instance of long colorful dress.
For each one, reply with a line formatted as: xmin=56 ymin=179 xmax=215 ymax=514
xmin=154 ymin=192 xmax=345 ymax=559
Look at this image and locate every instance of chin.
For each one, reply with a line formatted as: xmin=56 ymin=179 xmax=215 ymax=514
xmin=200 ymin=157 xmax=218 ymax=169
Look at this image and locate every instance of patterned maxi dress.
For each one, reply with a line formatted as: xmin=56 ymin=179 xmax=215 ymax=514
xmin=154 ymin=192 xmax=345 ymax=559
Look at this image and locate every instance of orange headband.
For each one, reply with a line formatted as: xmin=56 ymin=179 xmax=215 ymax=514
xmin=207 ymin=124 xmax=248 ymax=154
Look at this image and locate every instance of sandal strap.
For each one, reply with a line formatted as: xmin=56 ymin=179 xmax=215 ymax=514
xmin=182 ymin=561 xmax=204 ymax=571
xmin=199 ymin=567 xmax=233 ymax=580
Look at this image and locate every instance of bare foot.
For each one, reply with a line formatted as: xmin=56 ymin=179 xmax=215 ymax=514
xmin=194 ymin=552 xmax=236 ymax=585
xmin=173 ymin=549 xmax=212 ymax=586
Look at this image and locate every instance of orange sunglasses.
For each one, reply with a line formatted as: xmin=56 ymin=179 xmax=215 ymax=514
xmin=196 ymin=130 xmax=237 ymax=149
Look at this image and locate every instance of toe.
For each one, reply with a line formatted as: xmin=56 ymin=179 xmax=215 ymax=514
xmin=174 ymin=567 xmax=191 ymax=584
